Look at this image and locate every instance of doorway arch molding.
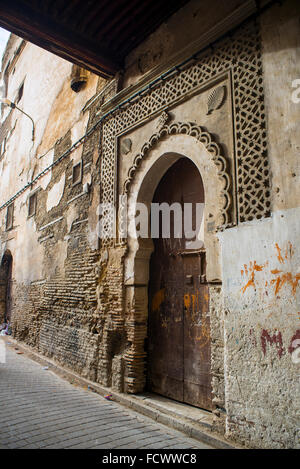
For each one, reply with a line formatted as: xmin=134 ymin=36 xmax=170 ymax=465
xmin=123 ymin=120 xmax=235 ymax=229
xmin=122 ymin=127 xmax=226 ymax=395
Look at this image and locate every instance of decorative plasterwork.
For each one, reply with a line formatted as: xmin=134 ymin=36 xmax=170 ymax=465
xmin=156 ymin=111 xmax=171 ymax=131
xmin=120 ymin=138 xmax=132 ymax=155
xmin=123 ymin=121 xmax=232 ymax=229
xmin=207 ymin=85 xmax=227 ymax=114
xmin=100 ymin=19 xmax=270 ymax=244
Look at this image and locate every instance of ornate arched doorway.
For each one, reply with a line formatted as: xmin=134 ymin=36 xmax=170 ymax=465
xmin=0 ymin=251 xmax=13 ymax=324
xmin=147 ymin=157 xmax=212 ymax=410
xmin=123 ymin=128 xmax=228 ymax=405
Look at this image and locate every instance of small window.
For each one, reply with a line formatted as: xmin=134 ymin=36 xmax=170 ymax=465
xmin=6 ymin=203 xmax=14 ymax=230
xmin=28 ymin=193 xmax=37 ymax=218
xmin=72 ymin=161 xmax=82 ymax=186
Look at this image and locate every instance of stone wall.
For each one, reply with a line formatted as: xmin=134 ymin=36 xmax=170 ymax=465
xmin=0 ymin=39 xmax=104 ymax=381
xmin=0 ymin=0 xmax=299 ymax=450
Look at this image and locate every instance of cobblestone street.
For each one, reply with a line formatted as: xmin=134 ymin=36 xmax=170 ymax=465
xmin=0 ymin=340 xmax=213 ymax=450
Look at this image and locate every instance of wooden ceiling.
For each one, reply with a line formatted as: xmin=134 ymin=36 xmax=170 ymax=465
xmin=0 ymin=0 xmax=190 ymax=78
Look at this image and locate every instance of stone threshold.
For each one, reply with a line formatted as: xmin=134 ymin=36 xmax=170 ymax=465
xmin=4 ymin=337 xmax=242 ymax=449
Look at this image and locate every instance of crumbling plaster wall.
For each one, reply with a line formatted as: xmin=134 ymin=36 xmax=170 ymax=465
xmin=216 ymin=0 xmax=300 ymax=448
xmin=0 ymin=37 xmax=106 ymax=378
xmin=1 ymin=38 xmax=98 ymax=204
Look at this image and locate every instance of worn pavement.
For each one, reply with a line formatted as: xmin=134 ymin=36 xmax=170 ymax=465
xmin=0 ymin=339 xmax=214 ymax=449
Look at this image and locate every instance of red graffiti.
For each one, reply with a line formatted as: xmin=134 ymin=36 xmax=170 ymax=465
xmin=261 ymin=329 xmax=284 ymax=358
xmin=288 ymin=330 xmax=300 ymax=354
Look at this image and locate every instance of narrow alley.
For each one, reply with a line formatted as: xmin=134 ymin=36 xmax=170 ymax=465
xmin=0 ymin=339 xmax=213 ymax=450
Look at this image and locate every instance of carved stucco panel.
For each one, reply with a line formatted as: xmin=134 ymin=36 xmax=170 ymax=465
xmin=100 ymin=19 xmax=270 ymax=245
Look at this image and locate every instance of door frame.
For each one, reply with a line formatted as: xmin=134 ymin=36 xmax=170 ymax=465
xmin=122 ymin=130 xmax=226 ymax=412
xmin=146 ymin=156 xmax=212 ymax=408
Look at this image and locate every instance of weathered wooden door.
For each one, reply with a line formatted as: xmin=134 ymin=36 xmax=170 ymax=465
xmin=6 ymin=256 xmax=12 ymax=322
xmin=0 ymin=251 xmax=13 ymax=323
xmin=147 ymin=158 xmax=212 ymax=411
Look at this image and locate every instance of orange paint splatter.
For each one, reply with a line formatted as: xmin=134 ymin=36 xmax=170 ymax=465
xmin=270 ymin=272 xmax=300 ymax=296
xmin=241 ymin=243 xmax=297 ymax=296
xmin=152 ymin=289 xmax=165 ymax=312
xmin=241 ymin=261 xmax=265 ymax=293
xmin=253 ymin=262 xmax=264 ymax=272
xmin=271 ymin=269 xmax=282 ymax=275
xmin=241 ymin=271 xmax=255 ymax=294
xmin=184 ymin=294 xmax=190 ymax=309
xmin=275 ymin=243 xmax=284 ymax=264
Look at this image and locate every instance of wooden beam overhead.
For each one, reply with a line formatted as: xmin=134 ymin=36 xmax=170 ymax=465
xmin=0 ymin=0 xmax=190 ymax=78
xmin=0 ymin=0 xmax=122 ymax=78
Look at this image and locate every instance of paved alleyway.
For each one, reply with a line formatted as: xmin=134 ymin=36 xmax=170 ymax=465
xmin=0 ymin=340 xmax=213 ymax=450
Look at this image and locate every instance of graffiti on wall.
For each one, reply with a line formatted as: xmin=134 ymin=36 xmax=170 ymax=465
xmin=239 ymin=242 xmax=300 ymax=363
xmin=241 ymin=261 xmax=266 ymax=294
xmin=241 ymin=242 xmax=300 ymax=297
xmin=260 ymin=329 xmax=284 ymax=358
xmin=248 ymin=328 xmax=300 ymax=362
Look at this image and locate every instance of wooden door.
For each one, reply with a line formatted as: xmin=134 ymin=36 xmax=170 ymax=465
xmin=0 ymin=252 xmax=13 ymax=323
xmin=147 ymin=158 xmax=212 ymax=410
xmin=6 ymin=257 xmax=12 ymax=322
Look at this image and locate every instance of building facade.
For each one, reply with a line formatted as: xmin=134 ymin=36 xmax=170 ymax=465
xmin=0 ymin=0 xmax=299 ymax=448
